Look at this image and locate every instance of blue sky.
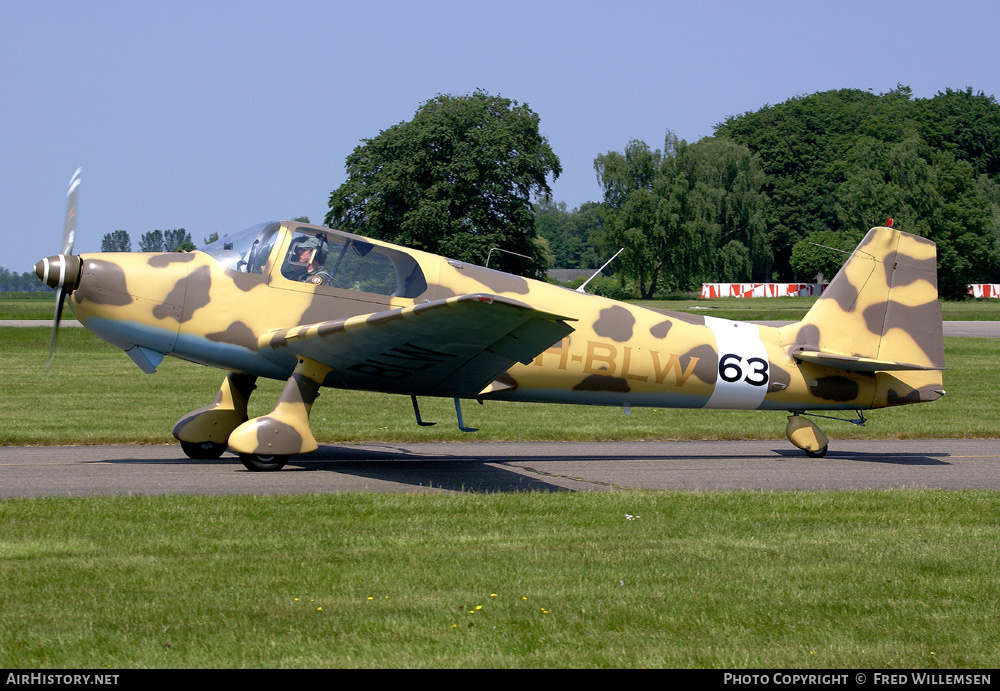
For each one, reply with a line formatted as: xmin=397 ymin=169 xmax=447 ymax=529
xmin=3 ymin=0 xmax=998 ymax=272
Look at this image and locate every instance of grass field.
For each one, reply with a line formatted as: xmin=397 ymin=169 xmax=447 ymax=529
xmin=1 ymin=327 xmax=998 ymax=445
xmin=2 ymin=324 xmax=998 ymax=669
xmin=1 ymin=491 xmax=998 ymax=668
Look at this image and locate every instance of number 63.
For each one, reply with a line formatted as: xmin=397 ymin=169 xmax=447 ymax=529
xmin=718 ymin=353 xmax=768 ymax=386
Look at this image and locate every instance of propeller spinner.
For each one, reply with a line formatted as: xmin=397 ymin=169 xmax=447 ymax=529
xmin=34 ymin=168 xmax=83 ymax=368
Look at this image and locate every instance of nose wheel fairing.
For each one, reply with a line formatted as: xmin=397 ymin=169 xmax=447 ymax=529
xmin=173 ymin=372 xmax=258 ymax=452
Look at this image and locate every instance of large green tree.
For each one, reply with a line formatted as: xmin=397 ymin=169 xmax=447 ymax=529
xmin=325 ymin=91 xmax=561 ymax=277
xmin=594 ymin=133 xmax=770 ymax=297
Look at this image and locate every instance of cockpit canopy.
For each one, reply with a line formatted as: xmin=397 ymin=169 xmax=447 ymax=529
xmin=201 ymin=221 xmax=427 ymax=298
xmin=201 ymin=221 xmax=282 ymax=274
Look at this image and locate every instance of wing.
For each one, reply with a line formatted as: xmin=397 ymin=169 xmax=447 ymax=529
xmin=259 ymin=294 xmax=575 ymax=397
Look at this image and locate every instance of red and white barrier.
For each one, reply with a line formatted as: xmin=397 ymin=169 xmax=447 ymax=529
xmin=968 ymin=284 xmax=1000 ymax=298
xmin=700 ymin=283 xmax=826 ymax=299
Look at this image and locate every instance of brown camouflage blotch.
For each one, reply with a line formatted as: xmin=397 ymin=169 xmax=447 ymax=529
xmin=821 ymin=273 xmax=861 ymax=312
xmin=73 ymin=259 xmax=133 ymax=306
xmin=808 ymin=376 xmax=860 ymax=402
xmin=889 ymin=251 xmax=938 ymax=288
xmin=866 ymin=299 xmax=945 ymax=367
xmin=791 ymin=323 xmax=820 ymax=348
xmin=460 ymin=264 xmax=530 ymax=295
xmin=206 ymin=321 xmax=258 ymax=351
xmin=768 ymin=363 xmax=792 ymax=390
xmin=148 ymin=253 xmax=196 ymax=268
xmin=253 ymin=416 xmax=305 ymax=456
xmin=297 ymin=289 xmax=386 ymax=327
xmin=269 ymin=328 xmax=291 ymax=349
xmin=682 ymin=343 xmax=719 ymax=385
xmin=316 ymin=321 xmax=348 ymax=340
xmin=572 ymin=374 xmax=631 ymax=392
xmin=224 ymin=268 xmax=269 ymax=292
xmin=650 ymin=320 xmax=672 ymax=339
xmin=593 ymin=305 xmax=635 ymax=342
xmin=885 ymin=387 xmax=922 ymax=406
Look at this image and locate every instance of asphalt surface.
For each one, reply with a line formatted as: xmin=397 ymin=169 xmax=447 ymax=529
xmin=2 ymin=439 xmax=998 ymax=497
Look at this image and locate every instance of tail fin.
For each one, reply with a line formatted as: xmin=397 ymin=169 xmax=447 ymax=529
xmin=780 ymin=226 xmax=945 ymax=405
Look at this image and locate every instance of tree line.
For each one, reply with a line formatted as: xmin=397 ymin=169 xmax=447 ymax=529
xmin=324 ymin=86 xmax=999 ymax=300
xmin=534 ymin=86 xmax=1000 ymax=300
xmin=99 ymin=228 xmax=197 ymax=253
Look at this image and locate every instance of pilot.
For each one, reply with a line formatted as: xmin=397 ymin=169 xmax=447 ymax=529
xmin=282 ymin=235 xmax=328 ymax=283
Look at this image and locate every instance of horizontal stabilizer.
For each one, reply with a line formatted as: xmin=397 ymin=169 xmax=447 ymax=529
xmin=793 ymin=349 xmax=944 ymax=372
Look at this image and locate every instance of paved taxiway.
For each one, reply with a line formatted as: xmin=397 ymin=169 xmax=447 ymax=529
xmin=2 ymin=439 xmax=998 ymax=497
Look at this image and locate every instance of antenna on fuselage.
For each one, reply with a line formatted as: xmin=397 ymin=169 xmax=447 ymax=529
xmin=485 ymin=246 xmax=533 ymax=270
xmin=576 ymin=247 xmax=624 ymax=294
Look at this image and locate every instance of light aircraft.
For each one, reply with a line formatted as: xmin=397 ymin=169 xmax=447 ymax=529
xmin=35 ymin=171 xmax=945 ymax=470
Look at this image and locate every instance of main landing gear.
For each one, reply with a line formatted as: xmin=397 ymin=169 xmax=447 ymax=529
xmin=172 ymin=357 xmax=332 ymax=472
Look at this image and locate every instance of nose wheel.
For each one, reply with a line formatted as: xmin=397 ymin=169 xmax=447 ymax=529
xmin=180 ymin=440 xmax=228 ymax=459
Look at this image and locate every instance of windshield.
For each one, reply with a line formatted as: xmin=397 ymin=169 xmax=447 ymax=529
xmin=201 ymin=221 xmax=281 ymax=273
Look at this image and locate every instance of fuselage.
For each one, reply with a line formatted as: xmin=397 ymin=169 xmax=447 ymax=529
xmin=61 ymin=220 xmax=920 ymax=413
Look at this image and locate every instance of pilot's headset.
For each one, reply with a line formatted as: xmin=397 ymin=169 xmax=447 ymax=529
xmin=288 ymin=235 xmax=328 ymax=268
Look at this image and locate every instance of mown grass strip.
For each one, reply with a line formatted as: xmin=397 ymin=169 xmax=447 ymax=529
xmin=1 ymin=328 xmax=998 ymax=445
xmin=1 ymin=491 xmax=997 ymax=668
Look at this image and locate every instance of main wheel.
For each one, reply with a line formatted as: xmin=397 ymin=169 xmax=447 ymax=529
xmin=239 ymin=453 xmax=290 ymax=472
xmin=180 ymin=440 xmax=228 ymax=459
xmin=805 ymin=445 xmax=829 ymax=458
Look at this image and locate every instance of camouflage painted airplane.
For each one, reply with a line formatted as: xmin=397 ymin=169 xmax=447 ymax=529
xmin=36 ymin=171 xmax=945 ymax=470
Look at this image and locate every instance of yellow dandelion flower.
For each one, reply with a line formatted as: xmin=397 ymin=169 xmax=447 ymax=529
xmin=490 ymin=593 xmax=498 ymax=598
xmin=367 ymin=596 xmax=374 ymax=601
xmin=317 ymin=607 xmax=322 ymax=611
xmin=475 ymin=605 xmax=482 ymax=610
